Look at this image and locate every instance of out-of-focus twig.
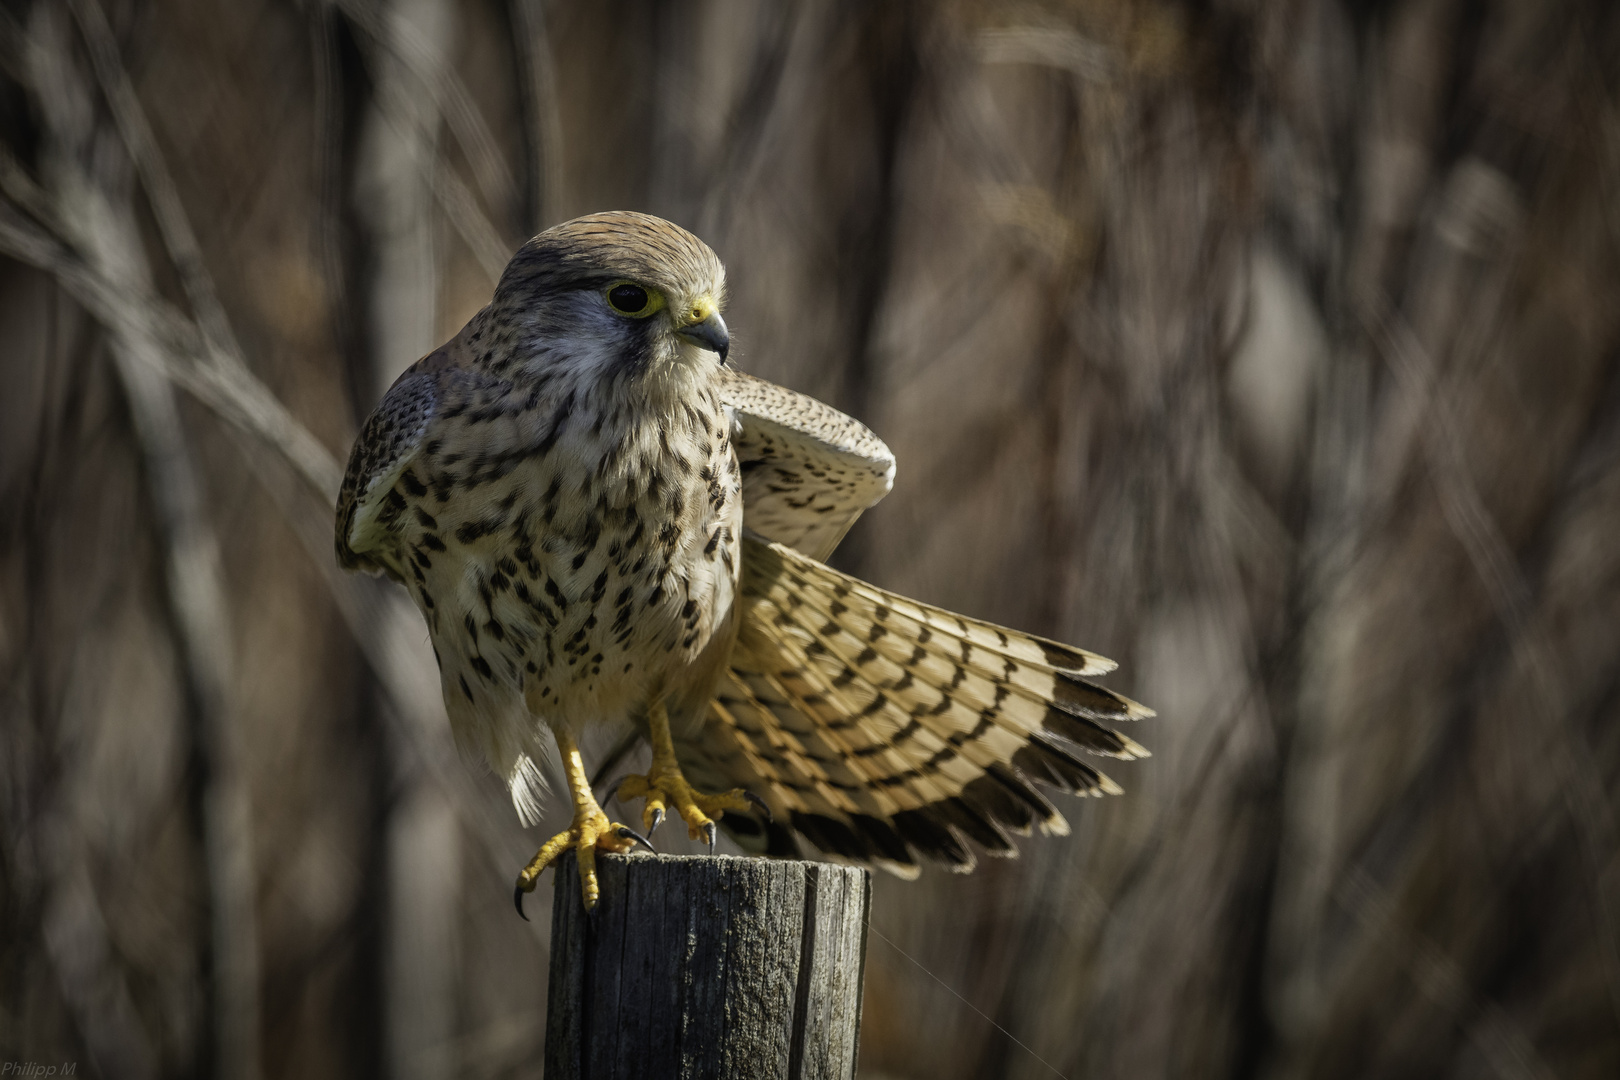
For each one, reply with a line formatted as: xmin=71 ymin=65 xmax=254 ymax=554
xmin=0 ymin=132 xmax=546 ymax=905
xmin=508 ymin=0 xmax=564 ymax=231
xmin=352 ymin=8 xmax=472 ymax=1073
xmin=66 ymin=0 xmax=248 ymax=375
xmin=693 ymin=2 xmax=794 ymax=243
xmin=0 ymin=141 xmax=60 ymax=227
xmin=25 ymin=8 xmax=261 ymax=1077
xmin=332 ymin=0 xmax=515 ymax=211
xmin=0 ymin=0 xmax=546 ymax=929
xmin=0 ymin=9 xmax=24 ymax=78
xmin=335 ymin=0 xmax=512 ymax=285
xmin=0 ymin=193 xmax=342 ymax=498
xmin=1370 ymin=301 xmax=1620 ymax=1026
xmin=430 ymin=150 xmax=511 ymax=282
xmin=42 ymin=856 xmax=160 ymax=1080
xmin=1338 ymin=868 xmax=1557 ymax=1080
xmin=95 ymin=219 xmax=265 ymax=1080
xmin=0 ymin=152 xmax=548 ymax=939
xmin=976 ymin=26 xmax=1115 ymax=84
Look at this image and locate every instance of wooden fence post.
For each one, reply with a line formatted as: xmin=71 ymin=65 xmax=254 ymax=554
xmin=544 ymin=852 xmax=871 ymax=1080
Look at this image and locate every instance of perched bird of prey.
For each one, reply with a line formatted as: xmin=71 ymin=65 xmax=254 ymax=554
xmin=336 ymin=212 xmax=1151 ymax=913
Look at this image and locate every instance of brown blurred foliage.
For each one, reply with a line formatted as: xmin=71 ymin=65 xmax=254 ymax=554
xmin=3 ymin=1 xmax=1619 ymax=1078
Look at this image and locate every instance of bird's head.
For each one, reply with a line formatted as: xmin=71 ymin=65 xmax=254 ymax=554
xmin=489 ymin=211 xmax=729 ymax=392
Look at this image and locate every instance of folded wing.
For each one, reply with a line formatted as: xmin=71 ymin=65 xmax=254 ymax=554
xmin=722 ymin=367 xmax=896 ymax=562
xmin=335 ymin=367 xmax=442 ymax=580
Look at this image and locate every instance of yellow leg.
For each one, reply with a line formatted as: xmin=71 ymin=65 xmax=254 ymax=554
xmin=616 ymin=699 xmax=764 ymax=851
xmin=515 ymin=729 xmax=648 ymax=916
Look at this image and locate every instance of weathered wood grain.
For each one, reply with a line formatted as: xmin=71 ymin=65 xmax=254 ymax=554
xmin=545 ymin=853 xmax=870 ymax=1080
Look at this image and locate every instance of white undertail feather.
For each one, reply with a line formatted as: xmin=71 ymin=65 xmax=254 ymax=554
xmin=508 ymin=753 xmax=550 ymax=827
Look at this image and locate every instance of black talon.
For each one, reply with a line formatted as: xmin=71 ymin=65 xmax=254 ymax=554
xmin=648 ymin=807 xmax=665 ymax=836
xmin=603 ymin=775 xmax=629 ymax=802
xmin=703 ymin=820 xmax=717 ymax=856
xmin=514 ymin=884 xmax=530 ymax=922
xmin=744 ymin=790 xmax=774 ymax=823
xmin=617 ymin=825 xmax=657 ymax=853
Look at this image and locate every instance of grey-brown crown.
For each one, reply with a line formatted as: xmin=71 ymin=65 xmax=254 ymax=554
xmin=494 ymin=211 xmax=725 ymax=306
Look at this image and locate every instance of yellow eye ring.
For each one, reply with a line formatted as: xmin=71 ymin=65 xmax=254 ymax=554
xmin=605 ymin=281 xmax=665 ymax=318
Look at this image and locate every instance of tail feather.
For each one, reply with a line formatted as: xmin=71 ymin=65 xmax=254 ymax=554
xmin=1015 ymin=732 xmax=1125 ymax=798
xmin=935 ymin=797 xmax=1017 ymax=856
xmin=890 ymin=806 xmax=976 ymax=869
xmin=756 ymin=538 xmax=1114 ymax=682
xmin=751 ymin=540 xmax=1151 ymax=755
xmin=685 ymin=537 xmax=1154 ymax=875
xmin=796 ymin=563 xmax=1115 ymax=678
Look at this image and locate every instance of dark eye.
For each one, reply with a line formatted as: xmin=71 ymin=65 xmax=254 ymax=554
xmin=607 ymin=283 xmax=650 ymax=314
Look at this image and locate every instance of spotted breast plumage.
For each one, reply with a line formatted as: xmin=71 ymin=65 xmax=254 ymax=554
xmin=336 ymin=211 xmax=1151 ymax=912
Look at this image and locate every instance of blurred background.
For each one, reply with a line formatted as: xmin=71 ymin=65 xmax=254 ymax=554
xmin=2 ymin=0 xmax=1619 ymax=1077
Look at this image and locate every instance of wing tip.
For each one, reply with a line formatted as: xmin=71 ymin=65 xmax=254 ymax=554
xmin=1117 ymin=734 xmax=1152 ymax=759
xmin=1040 ymin=641 xmax=1117 ymax=676
xmin=1054 ymin=674 xmax=1156 ymax=723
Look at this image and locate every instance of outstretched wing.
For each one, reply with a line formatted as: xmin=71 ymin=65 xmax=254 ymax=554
xmin=335 ymin=360 xmax=447 ymax=579
xmin=722 ymin=368 xmax=896 ymax=562
xmin=681 ymin=537 xmax=1152 ymax=877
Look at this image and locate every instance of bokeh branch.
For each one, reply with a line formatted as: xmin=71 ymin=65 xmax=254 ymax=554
xmin=0 ymin=0 xmax=548 ymax=945
xmin=21 ymin=8 xmax=260 ymax=1078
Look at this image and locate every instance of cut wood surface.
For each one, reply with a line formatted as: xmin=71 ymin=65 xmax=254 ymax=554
xmin=545 ymin=853 xmax=870 ymax=1080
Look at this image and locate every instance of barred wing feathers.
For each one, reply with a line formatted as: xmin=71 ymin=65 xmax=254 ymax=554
xmin=682 ymin=536 xmax=1152 ymax=876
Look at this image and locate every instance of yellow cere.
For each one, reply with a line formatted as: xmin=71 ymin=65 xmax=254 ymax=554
xmin=684 ymin=297 xmax=715 ymax=326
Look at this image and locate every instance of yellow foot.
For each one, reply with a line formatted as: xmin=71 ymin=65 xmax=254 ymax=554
xmin=616 ymin=768 xmax=770 ymax=853
xmin=513 ymin=806 xmax=652 ymax=918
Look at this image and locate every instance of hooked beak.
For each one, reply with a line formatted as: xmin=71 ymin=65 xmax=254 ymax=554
xmin=676 ymin=309 xmax=729 ymax=363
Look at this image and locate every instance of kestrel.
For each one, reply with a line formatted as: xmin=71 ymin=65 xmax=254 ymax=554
xmin=335 ymin=212 xmax=1151 ymax=914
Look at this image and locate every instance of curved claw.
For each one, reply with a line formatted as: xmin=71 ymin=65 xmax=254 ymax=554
xmin=703 ymin=820 xmax=717 ymax=856
xmin=514 ymin=883 xmax=530 ymax=922
xmin=602 ymin=774 xmax=629 ymax=802
xmin=616 ymin=825 xmax=657 ymax=853
xmin=648 ymin=807 xmax=665 ymax=837
xmin=744 ymin=790 xmax=774 ymax=823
